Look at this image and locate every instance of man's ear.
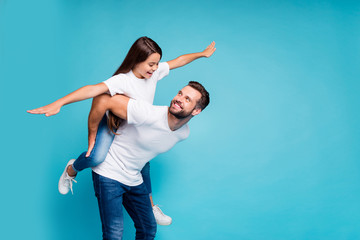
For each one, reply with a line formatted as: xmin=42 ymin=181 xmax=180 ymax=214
xmin=191 ymin=107 xmax=202 ymax=116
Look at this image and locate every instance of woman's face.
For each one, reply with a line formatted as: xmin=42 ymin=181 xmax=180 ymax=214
xmin=132 ymin=53 xmax=161 ymax=79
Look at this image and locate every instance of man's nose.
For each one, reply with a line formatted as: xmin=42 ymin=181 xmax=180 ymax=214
xmin=176 ymin=97 xmax=184 ymax=103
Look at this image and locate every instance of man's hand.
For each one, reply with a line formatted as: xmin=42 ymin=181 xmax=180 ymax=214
xmin=27 ymin=102 xmax=62 ymax=117
xmin=86 ymin=96 xmax=107 ymax=158
xmin=201 ymin=41 xmax=216 ymax=58
xmin=86 ymin=132 xmax=96 ymax=157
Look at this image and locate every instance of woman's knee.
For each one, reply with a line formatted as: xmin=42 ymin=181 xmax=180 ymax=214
xmin=87 ymin=154 xmax=106 ymax=167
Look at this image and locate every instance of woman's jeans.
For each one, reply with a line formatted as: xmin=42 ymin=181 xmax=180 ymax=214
xmin=72 ymin=115 xmax=152 ymax=194
xmin=92 ymin=172 xmax=156 ymax=240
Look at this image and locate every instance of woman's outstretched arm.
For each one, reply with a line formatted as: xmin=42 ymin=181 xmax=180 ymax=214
xmin=27 ymin=83 xmax=109 ymax=116
xmin=167 ymin=41 xmax=216 ymax=70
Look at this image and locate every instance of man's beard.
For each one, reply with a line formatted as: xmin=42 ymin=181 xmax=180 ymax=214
xmin=169 ymin=101 xmax=194 ymax=119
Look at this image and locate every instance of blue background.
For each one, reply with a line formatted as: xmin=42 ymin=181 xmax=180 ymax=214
xmin=1 ymin=0 xmax=360 ymax=239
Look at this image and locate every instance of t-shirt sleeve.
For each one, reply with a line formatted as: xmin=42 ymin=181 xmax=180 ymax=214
xmin=154 ymin=62 xmax=170 ymax=81
xmin=127 ymin=99 xmax=153 ymax=126
xmin=103 ymin=74 xmax=127 ymax=96
xmin=180 ymin=125 xmax=190 ymax=140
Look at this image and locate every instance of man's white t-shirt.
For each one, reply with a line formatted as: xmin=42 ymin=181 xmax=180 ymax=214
xmin=92 ymin=99 xmax=190 ymax=186
xmin=103 ymin=62 xmax=170 ymax=103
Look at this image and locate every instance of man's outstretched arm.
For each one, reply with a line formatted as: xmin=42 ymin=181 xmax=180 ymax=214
xmin=86 ymin=94 xmax=130 ymax=156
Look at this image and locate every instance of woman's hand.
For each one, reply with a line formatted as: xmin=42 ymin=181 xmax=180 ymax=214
xmin=202 ymin=41 xmax=216 ymax=58
xmin=27 ymin=102 xmax=62 ymax=117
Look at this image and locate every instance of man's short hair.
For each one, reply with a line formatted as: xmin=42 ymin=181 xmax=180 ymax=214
xmin=188 ymin=81 xmax=210 ymax=110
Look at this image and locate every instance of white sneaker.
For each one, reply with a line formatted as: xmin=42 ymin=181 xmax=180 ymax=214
xmin=58 ymin=159 xmax=77 ymax=195
xmin=152 ymin=205 xmax=172 ymax=226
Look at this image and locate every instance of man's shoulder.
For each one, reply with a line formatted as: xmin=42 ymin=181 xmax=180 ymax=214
xmin=130 ymin=99 xmax=167 ymax=111
xmin=177 ymin=124 xmax=190 ymax=139
xmin=127 ymin=99 xmax=167 ymax=125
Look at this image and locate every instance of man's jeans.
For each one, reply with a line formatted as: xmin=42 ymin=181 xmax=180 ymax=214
xmin=72 ymin=114 xmax=153 ymax=194
xmin=92 ymin=171 xmax=156 ymax=240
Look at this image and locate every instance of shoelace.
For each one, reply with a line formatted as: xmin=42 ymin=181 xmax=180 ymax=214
xmin=153 ymin=205 xmax=165 ymax=216
xmin=64 ymin=174 xmax=77 ymax=194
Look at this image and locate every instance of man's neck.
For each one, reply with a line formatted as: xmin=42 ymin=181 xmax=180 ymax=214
xmin=167 ymin=111 xmax=192 ymax=131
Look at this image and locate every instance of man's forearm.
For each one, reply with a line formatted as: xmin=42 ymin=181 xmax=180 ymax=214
xmin=88 ymin=95 xmax=110 ymax=141
xmin=88 ymin=94 xmax=129 ymax=136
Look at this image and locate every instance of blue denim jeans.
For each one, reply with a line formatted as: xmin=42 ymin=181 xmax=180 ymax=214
xmin=92 ymin=172 xmax=156 ymax=240
xmin=72 ymin=115 xmax=152 ymax=194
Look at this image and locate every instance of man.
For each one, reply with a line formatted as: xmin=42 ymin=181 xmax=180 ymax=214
xmin=67 ymin=81 xmax=209 ymax=240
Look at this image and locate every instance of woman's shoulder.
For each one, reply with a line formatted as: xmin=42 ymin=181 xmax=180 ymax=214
xmin=113 ymin=71 xmax=132 ymax=79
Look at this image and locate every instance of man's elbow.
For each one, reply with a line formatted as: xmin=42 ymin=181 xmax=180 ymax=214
xmin=92 ymin=94 xmax=112 ymax=111
xmin=109 ymin=94 xmax=129 ymax=120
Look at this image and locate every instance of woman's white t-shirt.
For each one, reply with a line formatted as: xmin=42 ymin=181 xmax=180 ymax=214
xmin=103 ymin=62 xmax=170 ymax=103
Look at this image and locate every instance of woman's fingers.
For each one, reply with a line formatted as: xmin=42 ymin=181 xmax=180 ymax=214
xmin=207 ymin=41 xmax=215 ymax=49
xmin=27 ymin=106 xmax=59 ymax=116
xmin=27 ymin=108 xmax=45 ymax=114
xmin=204 ymin=41 xmax=216 ymax=57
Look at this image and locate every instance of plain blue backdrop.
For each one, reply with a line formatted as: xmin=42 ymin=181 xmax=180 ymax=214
xmin=1 ymin=0 xmax=360 ymax=239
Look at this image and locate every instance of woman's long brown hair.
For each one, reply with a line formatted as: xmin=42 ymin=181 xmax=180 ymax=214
xmin=107 ymin=37 xmax=162 ymax=134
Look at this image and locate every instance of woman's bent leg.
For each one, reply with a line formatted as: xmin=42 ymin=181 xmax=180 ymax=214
xmin=73 ymin=115 xmax=115 ymax=172
xmin=92 ymin=171 xmax=126 ymax=240
xmin=141 ymin=162 xmax=152 ymax=195
xmin=141 ymin=163 xmax=173 ymax=226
